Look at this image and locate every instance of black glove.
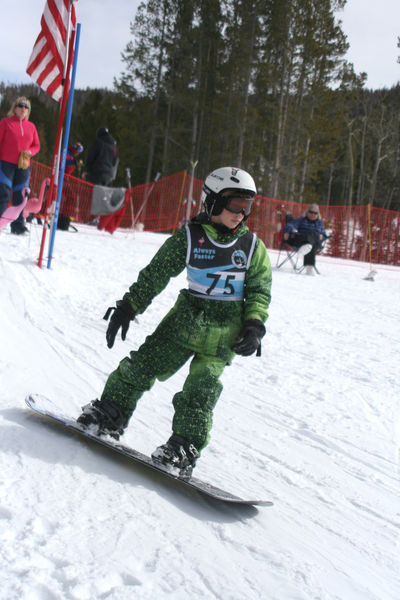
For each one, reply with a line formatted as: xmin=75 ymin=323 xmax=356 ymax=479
xmin=233 ymin=319 xmax=266 ymax=357
xmin=103 ymin=299 xmax=136 ymax=349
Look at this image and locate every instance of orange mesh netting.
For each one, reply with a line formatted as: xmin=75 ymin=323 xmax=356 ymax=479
xmin=30 ymin=161 xmax=400 ymax=266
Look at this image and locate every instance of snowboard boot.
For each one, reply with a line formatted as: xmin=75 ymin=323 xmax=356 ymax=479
xmin=151 ymin=434 xmax=200 ymax=480
xmin=77 ymin=399 xmax=128 ymax=440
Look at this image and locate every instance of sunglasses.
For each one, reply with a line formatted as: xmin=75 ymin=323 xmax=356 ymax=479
xmin=308 ymin=210 xmax=318 ymax=215
xmin=16 ymin=103 xmax=29 ymax=109
xmin=224 ymin=196 xmax=254 ymax=216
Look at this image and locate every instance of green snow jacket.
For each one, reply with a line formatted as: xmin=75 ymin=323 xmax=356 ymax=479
xmin=123 ymin=219 xmax=271 ymax=330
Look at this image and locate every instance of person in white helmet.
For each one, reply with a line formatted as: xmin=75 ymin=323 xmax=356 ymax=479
xmin=77 ymin=167 xmax=272 ymax=477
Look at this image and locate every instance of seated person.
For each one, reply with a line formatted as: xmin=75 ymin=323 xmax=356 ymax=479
xmin=283 ymin=203 xmax=328 ymax=271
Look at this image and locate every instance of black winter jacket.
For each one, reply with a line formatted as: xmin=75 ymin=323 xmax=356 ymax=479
xmin=85 ymin=130 xmax=118 ymax=186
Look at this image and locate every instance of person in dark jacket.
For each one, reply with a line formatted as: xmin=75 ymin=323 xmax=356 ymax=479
xmin=83 ymin=127 xmax=118 ymax=186
xmin=283 ymin=203 xmax=327 ymax=273
xmin=77 ymin=167 xmax=272 ymax=478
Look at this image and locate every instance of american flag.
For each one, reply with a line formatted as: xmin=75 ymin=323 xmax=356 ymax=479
xmin=26 ymin=0 xmax=77 ymax=101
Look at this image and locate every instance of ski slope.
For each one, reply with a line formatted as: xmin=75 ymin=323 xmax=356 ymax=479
xmin=0 ymin=223 xmax=399 ymax=600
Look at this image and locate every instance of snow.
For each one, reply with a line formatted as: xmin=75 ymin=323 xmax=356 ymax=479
xmin=0 ymin=223 xmax=399 ymax=600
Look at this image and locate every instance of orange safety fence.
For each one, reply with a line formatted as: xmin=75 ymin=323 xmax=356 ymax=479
xmin=29 ymin=160 xmax=94 ymax=223
xmin=30 ymin=161 xmax=400 ymax=267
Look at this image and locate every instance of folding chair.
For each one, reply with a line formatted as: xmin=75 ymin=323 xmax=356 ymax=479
xmin=275 ymin=240 xmax=313 ymax=273
xmin=275 ymin=213 xmax=311 ymax=272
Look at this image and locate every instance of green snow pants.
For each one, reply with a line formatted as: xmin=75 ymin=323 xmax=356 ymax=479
xmin=100 ymin=294 xmax=242 ymax=451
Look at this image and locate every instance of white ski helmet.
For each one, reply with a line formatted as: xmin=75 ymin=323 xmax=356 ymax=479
xmin=202 ymin=166 xmax=257 ymax=218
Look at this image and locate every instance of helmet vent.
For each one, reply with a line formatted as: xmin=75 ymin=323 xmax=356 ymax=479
xmin=230 ymin=176 xmax=240 ymax=183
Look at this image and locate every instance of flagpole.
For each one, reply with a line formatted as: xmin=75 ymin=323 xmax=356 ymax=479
xmin=46 ymin=0 xmax=74 ymax=234
xmin=47 ymin=22 xmax=81 ymax=269
xmin=37 ymin=0 xmax=76 ymax=268
xmin=52 ymin=0 xmax=74 ymax=196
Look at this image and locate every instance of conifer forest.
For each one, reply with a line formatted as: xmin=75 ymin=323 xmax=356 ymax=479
xmin=1 ymin=0 xmax=399 ymax=210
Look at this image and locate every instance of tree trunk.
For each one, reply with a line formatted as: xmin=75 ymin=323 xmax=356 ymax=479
xmin=347 ymin=119 xmax=355 ymax=206
xmin=356 ymin=115 xmax=367 ymax=205
xmin=237 ymin=10 xmax=257 ymax=166
xmin=145 ymin=5 xmax=167 ymax=183
xmin=161 ymin=98 xmax=172 ymax=176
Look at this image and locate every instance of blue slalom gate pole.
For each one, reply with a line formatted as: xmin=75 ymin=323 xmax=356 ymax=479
xmin=47 ymin=22 xmax=81 ymax=269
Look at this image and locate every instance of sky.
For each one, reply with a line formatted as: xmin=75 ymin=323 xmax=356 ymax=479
xmin=0 ymin=223 xmax=399 ymax=599
xmin=0 ymin=0 xmax=399 ymax=92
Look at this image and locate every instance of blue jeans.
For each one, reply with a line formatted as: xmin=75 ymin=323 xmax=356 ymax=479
xmin=0 ymin=160 xmax=30 ymax=227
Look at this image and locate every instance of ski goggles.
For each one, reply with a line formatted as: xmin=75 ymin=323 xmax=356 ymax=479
xmin=224 ymin=195 xmax=254 ymax=216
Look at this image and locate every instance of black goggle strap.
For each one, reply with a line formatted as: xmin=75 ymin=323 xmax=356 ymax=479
xmin=204 ymin=194 xmax=216 ymax=217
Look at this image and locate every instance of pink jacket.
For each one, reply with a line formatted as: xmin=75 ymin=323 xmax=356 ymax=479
xmin=0 ymin=115 xmax=40 ymax=165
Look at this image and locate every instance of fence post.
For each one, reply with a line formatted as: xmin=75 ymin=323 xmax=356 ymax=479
xmin=367 ymin=203 xmax=372 ymax=266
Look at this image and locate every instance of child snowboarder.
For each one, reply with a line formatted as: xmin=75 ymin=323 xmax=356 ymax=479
xmin=78 ymin=166 xmax=272 ymax=477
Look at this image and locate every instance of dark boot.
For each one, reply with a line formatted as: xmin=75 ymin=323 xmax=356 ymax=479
xmin=10 ymin=221 xmax=29 ymax=235
xmin=77 ymin=399 xmax=128 ymax=440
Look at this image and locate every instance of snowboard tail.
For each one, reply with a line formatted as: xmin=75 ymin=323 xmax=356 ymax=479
xmin=25 ymin=394 xmax=273 ymax=507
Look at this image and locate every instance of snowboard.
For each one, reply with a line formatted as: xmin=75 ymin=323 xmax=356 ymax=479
xmin=25 ymin=394 xmax=273 ymax=507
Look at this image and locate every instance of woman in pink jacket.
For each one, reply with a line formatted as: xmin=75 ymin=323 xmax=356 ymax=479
xmin=0 ymin=96 xmax=40 ymax=234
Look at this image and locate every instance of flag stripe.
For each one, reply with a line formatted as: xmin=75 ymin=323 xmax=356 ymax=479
xmin=41 ymin=18 xmax=66 ymax=74
xmin=26 ymin=35 xmax=47 ymax=73
xmin=37 ymin=57 xmax=57 ymax=87
xmin=44 ymin=0 xmax=68 ymax=62
xmin=26 ymin=0 xmax=76 ymax=101
xmin=46 ymin=0 xmax=68 ymax=44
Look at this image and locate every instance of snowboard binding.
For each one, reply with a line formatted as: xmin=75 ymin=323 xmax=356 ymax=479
xmin=151 ymin=434 xmax=199 ymax=480
xmin=77 ymin=399 xmax=128 ymax=440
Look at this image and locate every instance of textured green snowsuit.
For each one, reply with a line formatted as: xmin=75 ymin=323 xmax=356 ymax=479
xmin=101 ymin=219 xmax=272 ymax=451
